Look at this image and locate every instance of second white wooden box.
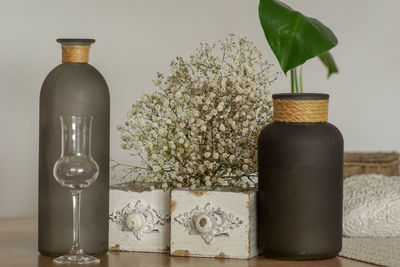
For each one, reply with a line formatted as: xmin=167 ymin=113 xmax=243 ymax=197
xmin=170 ymin=188 xmax=258 ymax=259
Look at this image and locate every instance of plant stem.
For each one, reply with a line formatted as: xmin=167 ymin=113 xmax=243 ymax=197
xmin=299 ymin=66 xmax=303 ymax=93
xmin=290 ymin=67 xmax=304 ymax=93
xmin=293 ymin=67 xmax=298 ymax=93
xmin=290 ymin=69 xmax=295 ymax=93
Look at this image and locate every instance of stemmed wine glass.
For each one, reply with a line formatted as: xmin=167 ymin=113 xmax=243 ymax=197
xmin=53 ymin=115 xmax=100 ymax=264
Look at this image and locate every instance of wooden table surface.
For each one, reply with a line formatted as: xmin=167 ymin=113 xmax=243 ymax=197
xmin=0 ymin=217 xmax=374 ymax=267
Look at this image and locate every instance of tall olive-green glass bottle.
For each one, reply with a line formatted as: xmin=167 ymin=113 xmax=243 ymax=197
xmin=39 ymin=39 xmax=109 ymax=255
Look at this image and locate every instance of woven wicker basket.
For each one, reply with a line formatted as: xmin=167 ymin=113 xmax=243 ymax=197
xmin=344 ymin=152 xmax=400 ymax=178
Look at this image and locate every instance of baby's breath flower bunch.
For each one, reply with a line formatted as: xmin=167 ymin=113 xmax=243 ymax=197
xmin=115 ymin=35 xmax=275 ymax=190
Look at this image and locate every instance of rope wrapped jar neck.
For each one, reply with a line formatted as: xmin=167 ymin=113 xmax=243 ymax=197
xmin=57 ymin=38 xmax=95 ymax=63
xmin=272 ymin=93 xmax=329 ymax=123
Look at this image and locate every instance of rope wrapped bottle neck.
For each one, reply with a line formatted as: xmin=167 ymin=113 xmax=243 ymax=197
xmin=61 ymin=45 xmax=91 ymax=63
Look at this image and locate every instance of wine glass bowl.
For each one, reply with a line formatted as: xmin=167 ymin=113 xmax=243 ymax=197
xmin=52 ymin=115 xmax=100 ymax=264
xmin=54 ymin=155 xmax=99 ymax=191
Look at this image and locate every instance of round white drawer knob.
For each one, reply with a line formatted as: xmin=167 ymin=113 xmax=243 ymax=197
xmin=125 ymin=212 xmax=144 ymax=231
xmin=194 ymin=214 xmax=213 ymax=234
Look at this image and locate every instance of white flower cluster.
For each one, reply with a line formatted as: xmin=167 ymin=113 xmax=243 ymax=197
xmin=115 ymin=35 xmax=275 ymax=190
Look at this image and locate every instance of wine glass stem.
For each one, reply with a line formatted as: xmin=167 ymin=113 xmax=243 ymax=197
xmin=71 ymin=191 xmax=82 ymax=253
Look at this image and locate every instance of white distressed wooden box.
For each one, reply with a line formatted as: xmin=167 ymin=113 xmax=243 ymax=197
xmin=170 ymin=188 xmax=258 ymax=259
xmin=109 ymin=183 xmax=171 ymax=253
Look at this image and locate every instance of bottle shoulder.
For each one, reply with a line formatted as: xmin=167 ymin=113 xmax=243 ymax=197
xmin=41 ymin=63 xmax=109 ymax=96
xmin=44 ymin=63 xmax=106 ymax=81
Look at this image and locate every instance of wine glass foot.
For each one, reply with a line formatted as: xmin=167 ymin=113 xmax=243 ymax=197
xmin=53 ymin=253 xmax=100 ymax=264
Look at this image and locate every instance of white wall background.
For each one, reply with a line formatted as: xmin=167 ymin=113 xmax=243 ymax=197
xmin=1 ymin=0 xmax=399 ymax=217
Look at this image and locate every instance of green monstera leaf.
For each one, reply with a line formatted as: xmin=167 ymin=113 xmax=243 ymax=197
xmin=259 ymin=0 xmax=338 ymax=75
xmin=319 ymin=51 xmax=338 ymax=77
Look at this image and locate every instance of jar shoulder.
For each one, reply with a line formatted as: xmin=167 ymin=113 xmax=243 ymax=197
xmin=259 ymin=122 xmax=343 ymax=143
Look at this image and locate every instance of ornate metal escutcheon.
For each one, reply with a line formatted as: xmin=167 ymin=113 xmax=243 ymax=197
xmin=109 ymin=200 xmax=170 ymax=241
xmin=174 ymin=203 xmax=243 ymax=244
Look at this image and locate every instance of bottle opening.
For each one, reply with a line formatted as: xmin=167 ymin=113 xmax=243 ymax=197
xmin=57 ymin=38 xmax=95 ymax=46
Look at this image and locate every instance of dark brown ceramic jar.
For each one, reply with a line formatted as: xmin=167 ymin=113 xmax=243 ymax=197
xmin=257 ymin=93 xmax=343 ymax=260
